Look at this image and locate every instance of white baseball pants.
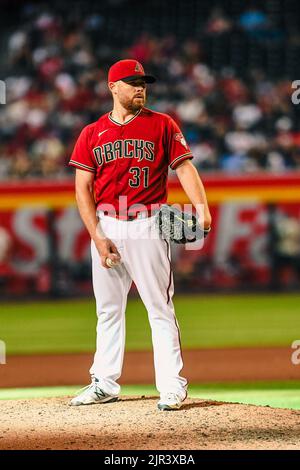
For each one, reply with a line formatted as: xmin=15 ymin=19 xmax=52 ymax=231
xmin=89 ymin=212 xmax=187 ymax=400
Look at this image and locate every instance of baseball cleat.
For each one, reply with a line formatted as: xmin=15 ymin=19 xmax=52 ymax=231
xmin=69 ymin=378 xmax=118 ymax=406
xmin=157 ymin=392 xmax=184 ymax=411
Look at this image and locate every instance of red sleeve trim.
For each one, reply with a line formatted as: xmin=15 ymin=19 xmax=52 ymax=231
xmin=69 ymin=160 xmax=96 ymax=173
xmin=169 ymin=153 xmax=193 ymax=170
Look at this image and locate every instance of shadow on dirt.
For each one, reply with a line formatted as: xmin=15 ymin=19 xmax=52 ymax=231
xmin=118 ymin=396 xmax=228 ymax=410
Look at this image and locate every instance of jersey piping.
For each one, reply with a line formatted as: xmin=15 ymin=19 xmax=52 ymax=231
xmin=69 ymin=160 xmax=96 ymax=173
xmin=108 ymin=108 xmax=142 ymax=126
xmin=169 ymin=152 xmax=193 ymax=169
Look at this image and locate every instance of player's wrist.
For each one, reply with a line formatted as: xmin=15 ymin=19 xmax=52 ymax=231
xmin=197 ymin=218 xmax=212 ymax=231
xmin=95 ymin=237 xmax=109 ymax=249
xmin=204 ymin=213 xmax=212 ymax=228
xmin=195 ymin=209 xmax=211 ymax=228
xmin=203 ymin=226 xmax=211 ymax=238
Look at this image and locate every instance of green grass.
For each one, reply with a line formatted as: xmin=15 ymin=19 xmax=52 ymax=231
xmin=1 ymin=294 xmax=300 ymax=354
xmin=1 ymin=382 xmax=300 ymax=410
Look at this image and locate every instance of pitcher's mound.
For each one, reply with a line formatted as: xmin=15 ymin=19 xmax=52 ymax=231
xmin=0 ymin=396 xmax=300 ymax=450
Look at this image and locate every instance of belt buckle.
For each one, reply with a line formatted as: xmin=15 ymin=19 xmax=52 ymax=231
xmin=127 ymin=211 xmax=147 ymax=221
xmin=136 ymin=211 xmax=149 ymax=220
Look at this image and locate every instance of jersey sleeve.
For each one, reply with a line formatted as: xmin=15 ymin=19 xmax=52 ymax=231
xmin=165 ymin=117 xmax=193 ymax=170
xmin=69 ymin=125 xmax=96 ymax=173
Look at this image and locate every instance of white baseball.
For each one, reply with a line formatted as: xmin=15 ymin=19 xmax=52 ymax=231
xmin=106 ymin=257 xmax=118 ymax=268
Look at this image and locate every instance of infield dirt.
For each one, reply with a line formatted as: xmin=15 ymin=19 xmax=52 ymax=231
xmin=1 ymin=346 xmax=299 ymax=388
xmin=0 ymin=396 xmax=300 ymax=450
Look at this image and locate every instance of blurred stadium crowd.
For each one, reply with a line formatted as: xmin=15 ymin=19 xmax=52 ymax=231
xmin=1 ymin=0 xmax=300 ymax=180
xmin=1 ymin=0 xmax=300 ymax=296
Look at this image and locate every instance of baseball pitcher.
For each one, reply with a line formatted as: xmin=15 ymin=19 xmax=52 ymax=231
xmin=69 ymin=59 xmax=211 ymax=410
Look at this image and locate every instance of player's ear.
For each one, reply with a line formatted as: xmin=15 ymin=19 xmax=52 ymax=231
xmin=108 ymin=81 xmax=117 ymax=95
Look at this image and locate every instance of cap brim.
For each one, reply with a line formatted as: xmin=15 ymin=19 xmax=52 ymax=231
xmin=121 ymin=74 xmax=156 ymax=84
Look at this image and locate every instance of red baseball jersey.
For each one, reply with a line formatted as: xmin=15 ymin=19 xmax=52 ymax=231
xmin=69 ymin=107 xmax=193 ymax=213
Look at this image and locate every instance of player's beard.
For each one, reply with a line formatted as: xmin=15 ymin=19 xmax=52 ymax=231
xmin=119 ymin=94 xmax=146 ymax=113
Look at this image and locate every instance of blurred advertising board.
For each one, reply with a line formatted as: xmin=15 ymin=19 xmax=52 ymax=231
xmin=0 ymin=174 xmax=299 ymax=295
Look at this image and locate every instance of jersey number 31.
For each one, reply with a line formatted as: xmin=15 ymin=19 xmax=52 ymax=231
xmin=129 ymin=167 xmax=149 ymax=188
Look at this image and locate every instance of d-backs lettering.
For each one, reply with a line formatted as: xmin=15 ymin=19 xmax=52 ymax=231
xmin=93 ymin=139 xmax=155 ymax=166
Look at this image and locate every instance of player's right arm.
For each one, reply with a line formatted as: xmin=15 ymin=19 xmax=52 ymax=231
xmin=75 ymin=169 xmax=121 ymax=268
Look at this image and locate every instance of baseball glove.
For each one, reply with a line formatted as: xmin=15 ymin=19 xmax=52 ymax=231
xmin=155 ymin=204 xmax=211 ymax=244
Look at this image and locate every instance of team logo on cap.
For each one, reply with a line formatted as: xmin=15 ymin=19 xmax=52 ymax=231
xmin=135 ymin=62 xmax=143 ymax=73
xmin=174 ymin=133 xmax=188 ymax=149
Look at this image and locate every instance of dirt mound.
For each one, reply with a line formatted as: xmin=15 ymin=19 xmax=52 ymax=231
xmin=0 ymin=396 xmax=300 ymax=450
